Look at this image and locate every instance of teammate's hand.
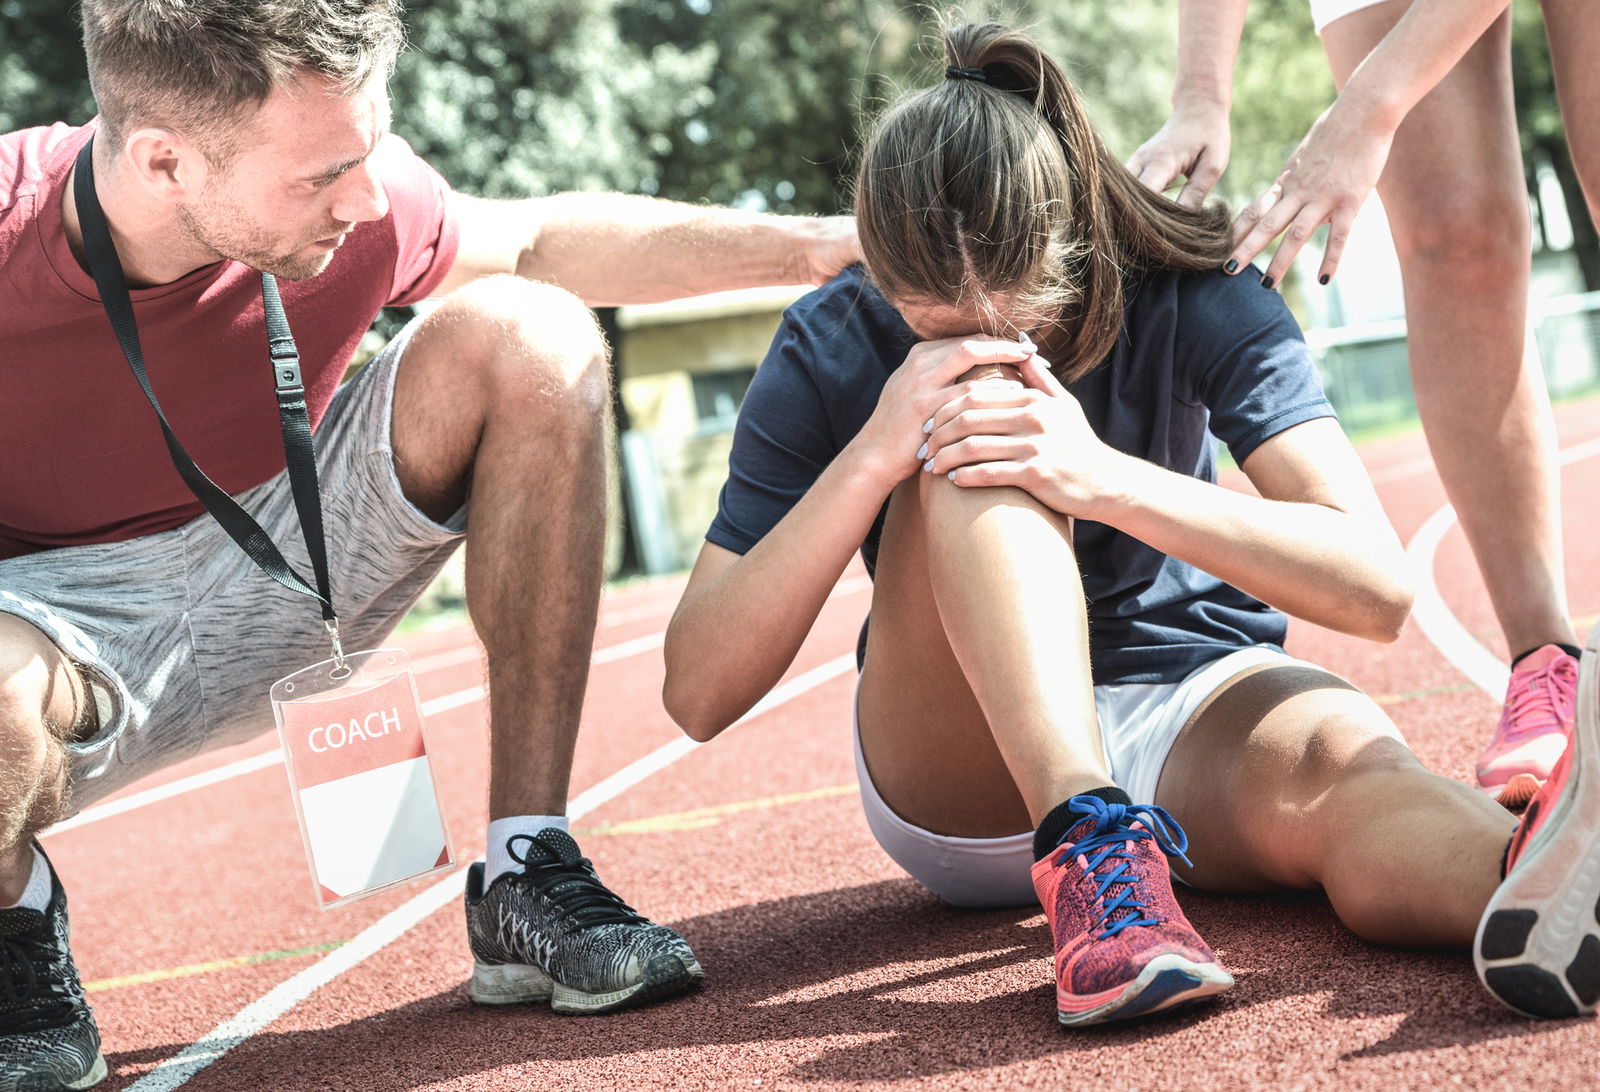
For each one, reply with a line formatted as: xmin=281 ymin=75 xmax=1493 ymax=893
xmin=1126 ymin=100 xmax=1232 ymax=209
xmin=1227 ymin=102 xmax=1394 ymax=289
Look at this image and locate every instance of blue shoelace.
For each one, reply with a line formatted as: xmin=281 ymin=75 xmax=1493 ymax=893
xmin=1054 ymin=796 xmax=1194 ymax=939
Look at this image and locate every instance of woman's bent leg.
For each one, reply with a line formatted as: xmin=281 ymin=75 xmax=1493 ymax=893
xmin=1156 ymin=663 xmax=1513 ymax=946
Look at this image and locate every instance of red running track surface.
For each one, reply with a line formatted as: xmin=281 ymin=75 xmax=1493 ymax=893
xmin=40 ymin=397 xmax=1600 ymax=1091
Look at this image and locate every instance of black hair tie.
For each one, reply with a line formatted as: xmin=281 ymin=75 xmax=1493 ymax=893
xmin=945 ymin=62 xmax=1034 ymax=96
xmin=945 ymin=64 xmax=988 ymax=82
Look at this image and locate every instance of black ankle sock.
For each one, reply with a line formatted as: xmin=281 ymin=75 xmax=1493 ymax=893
xmin=1512 ymin=644 xmax=1582 ymax=667
xmin=1032 ymin=786 xmax=1132 ymax=861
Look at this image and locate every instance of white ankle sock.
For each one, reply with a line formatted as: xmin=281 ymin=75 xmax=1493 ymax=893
xmin=486 ymin=815 xmax=569 ymax=885
xmin=2 ymin=846 xmax=51 ymax=913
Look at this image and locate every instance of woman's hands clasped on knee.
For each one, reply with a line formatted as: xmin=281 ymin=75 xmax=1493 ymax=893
xmin=851 ymin=334 xmax=1038 ymax=488
xmin=920 ymin=351 xmax=1129 ymax=520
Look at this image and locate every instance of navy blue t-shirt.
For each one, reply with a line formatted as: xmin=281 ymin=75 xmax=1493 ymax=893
xmin=706 ymin=265 xmax=1336 ymax=685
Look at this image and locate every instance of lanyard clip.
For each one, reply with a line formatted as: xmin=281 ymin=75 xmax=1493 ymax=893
xmin=272 ymin=342 xmax=303 ymax=393
xmin=325 ymin=618 xmax=349 ymax=677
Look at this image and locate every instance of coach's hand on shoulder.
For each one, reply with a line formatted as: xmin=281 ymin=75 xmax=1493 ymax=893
xmin=786 ymin=215 xmax=860 ymax=286
xmin=922 ymin=351 xmax=1130 ymax=519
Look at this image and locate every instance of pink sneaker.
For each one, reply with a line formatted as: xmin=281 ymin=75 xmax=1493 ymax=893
xmin=1479 ymin=645 xmax=1576 ymax=803
xmin=1474 ymin=628 xmax=1600 ymax=1019
xmin=1031 ymin=797 xmax=1233 ymax=1026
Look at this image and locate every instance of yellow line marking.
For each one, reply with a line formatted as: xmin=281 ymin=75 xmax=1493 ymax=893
xmin=577 ymin=783 xmax=858 ymax=836
xmin=84 ymin=941 xmax=346 ymax=994
xmin=1370 ymin=682 xmax=1480 ymax=706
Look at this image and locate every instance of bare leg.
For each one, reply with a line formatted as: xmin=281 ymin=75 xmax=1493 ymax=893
xmin=1157 ymin=663 xmax=1514 ymax=945
xmin=0 ymin=613 xmax=91 ymax=901
xmin=389 ymin=275 xmax=611 ymax=820
xmin=1541 ymin=0 xmax=1600 ymax=228
xmin=1324 ymin=4 xmax=1573 ymax=656
xmin=1326 ymin=7 xmax=1572 ymax=799
xmin=858 ymin=468 xmax=1109 ymax=838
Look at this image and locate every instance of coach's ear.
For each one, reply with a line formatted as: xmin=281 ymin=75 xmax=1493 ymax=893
xmin=122 ymin=126 xmax=209 ymax=203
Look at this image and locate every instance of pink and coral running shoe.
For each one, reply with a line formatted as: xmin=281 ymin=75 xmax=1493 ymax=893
xmin=1474 ymin=627 xmax=1600 ymax=1019
xmin=1031 ymin=796 xmax=1233 ymax=1026
xmin=1479 ymin=645 xmax=1576 ymax=807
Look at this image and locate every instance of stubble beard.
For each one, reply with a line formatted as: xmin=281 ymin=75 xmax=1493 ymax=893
xmin=176 ymin=198 xmax=339 ymax=282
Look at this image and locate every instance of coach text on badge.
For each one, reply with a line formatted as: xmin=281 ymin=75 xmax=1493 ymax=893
xmin=272 ymin=649 xmax=455 ymax=908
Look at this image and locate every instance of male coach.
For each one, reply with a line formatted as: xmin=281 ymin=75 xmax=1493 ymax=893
xmin=0 ymin=1 xmax=857 ymax=1087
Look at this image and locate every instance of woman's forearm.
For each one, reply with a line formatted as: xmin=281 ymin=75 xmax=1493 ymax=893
xmin=663 ymin=445 xmax=899 ymax=739
xmin=1098 ymin=456 xmax=1412 ymax=641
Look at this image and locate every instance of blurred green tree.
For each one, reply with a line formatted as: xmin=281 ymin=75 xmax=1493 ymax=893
xmin=1512 ymin=3 xmax=1599 ymax=290
xmin=0 ymin=2 xmax=94 ymax=132
xmin=393 ymin=0 xmax=716 ymax=197
xmin=1 ymin=0 xmax=1589 ymax=287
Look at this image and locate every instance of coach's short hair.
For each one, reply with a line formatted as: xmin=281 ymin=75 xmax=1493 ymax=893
xmin=81 ymin=0 xmax=405 ymax=161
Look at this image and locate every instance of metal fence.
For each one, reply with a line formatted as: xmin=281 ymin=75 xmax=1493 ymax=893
xmin=1307 ymin=290 xmax=1600 ymax=435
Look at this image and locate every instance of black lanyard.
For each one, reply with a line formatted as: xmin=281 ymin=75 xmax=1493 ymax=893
xmin=71 ymin=137 xmax=345 ymax=665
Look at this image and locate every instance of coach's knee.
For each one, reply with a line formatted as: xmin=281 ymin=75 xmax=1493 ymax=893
xmin=434 ymin=275 xmax=610 ymax=421
xmin=0 ymin=616 xmax=81 ymax=855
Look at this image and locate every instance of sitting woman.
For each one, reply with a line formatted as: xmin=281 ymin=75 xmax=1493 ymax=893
xmin=662 ymin=20 xmax=1598 ymax=1027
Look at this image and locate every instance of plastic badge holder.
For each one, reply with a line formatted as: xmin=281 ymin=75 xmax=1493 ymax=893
xmin=272 ymin=649 xmax=454 ymax=908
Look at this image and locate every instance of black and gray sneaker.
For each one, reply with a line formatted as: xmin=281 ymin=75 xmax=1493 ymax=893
xmin=0 ymin=847 xmax=107 ymax=1092
xmin=465 ymin=829 xmax=703 ymax=1014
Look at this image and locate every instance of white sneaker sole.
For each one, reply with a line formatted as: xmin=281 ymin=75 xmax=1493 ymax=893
xmin=1057 ymin=953 xmax=1234 ymax=1027
xmin=1472 ymin=622 xmax=1600 ymax=1019
xmin=469 ymin=953 xmax=705 ymax=1015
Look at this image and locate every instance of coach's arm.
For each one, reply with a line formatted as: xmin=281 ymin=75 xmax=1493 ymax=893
xmin=433 ymin=191 xmax=859 ymax=304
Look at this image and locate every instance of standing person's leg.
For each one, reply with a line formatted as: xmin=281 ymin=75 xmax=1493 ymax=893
xmin=1540 ymin=0 xmax=1600 ymax=226
xmin=388 ymin=275 xmax=701 ymax=1013
xmin=858 ymin=444 xmax=1231 ymax=1026
xmin=1322 ymin=5 xmax=1576 ymax=802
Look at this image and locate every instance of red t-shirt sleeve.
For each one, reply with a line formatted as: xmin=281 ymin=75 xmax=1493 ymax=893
xmin=372 ymin=133 xmax=461 ymax=306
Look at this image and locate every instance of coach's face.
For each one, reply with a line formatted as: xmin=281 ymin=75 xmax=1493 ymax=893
xmin=179 ymin=71 xmax=393 ymax=280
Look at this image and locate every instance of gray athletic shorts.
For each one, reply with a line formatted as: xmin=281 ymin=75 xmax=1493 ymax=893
xmin=0 ymin=321 xmax=465 ymax=811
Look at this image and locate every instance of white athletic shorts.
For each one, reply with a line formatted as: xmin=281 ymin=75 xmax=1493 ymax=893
xmin=852 ymin=644 xmax=1304 ymax=909
xmin=1310 ymin=0 xmax=1392 ymax=34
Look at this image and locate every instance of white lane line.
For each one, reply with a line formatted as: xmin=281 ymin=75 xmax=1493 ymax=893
xmin=48 ymin=752 xmax=285 ymax=837
xmin=1406 ymin=435 xmax=1600 ymax=697
xmin=126 ymin=651 xmax=858 ymax=1092
xmin=1406 ymin=504 xmax=1510 ymax=699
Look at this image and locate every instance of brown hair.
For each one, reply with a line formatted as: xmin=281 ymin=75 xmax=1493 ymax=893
xmin=81 ymin=0 xmax=405 ymax=161
xmin=855 ymin=21 xmax=1233 ymax=381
